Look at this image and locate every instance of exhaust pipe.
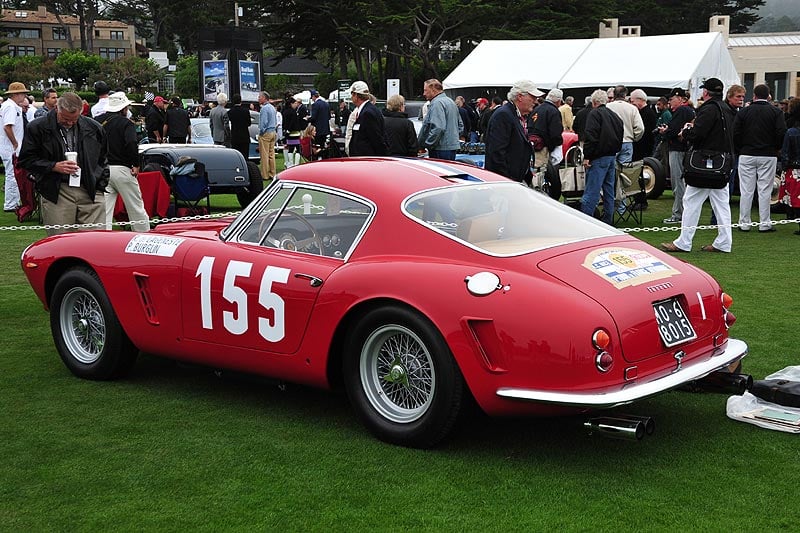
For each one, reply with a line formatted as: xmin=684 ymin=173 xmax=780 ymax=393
xmin=611 ymin=413 xmax=655 ymax=436
xmin=692 ymin=371 xmax=753 ymax=395
xmin=584 ymin=417 xmax=645 ymax=441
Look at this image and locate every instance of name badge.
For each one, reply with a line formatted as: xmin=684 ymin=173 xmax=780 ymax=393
xmin=352 ymin=124 xmax=361 ymax=131
xmin=69 ymin=167 xmax=81 ymax=187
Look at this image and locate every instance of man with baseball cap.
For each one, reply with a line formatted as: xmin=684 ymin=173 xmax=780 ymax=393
xmin=1 ymin=81 xmax=30 ymax=211
xmin=657 ymin=87 xmax=695 ymax=224
xmin=90 ymin=80 xmax=110 ymax=118
xmin=102 ymin=92 xmax=149 ymax=232
xmin=347 ymin=81 xmax=387 ymax=156
xmin=146 ymin=95 xmax=167 ymax=143
xmin=307 ymin=89 xmax=330 ymax=147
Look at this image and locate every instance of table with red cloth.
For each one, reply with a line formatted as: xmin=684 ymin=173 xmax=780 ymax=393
xmin=113 ymin=170 xmax=172 ymax=221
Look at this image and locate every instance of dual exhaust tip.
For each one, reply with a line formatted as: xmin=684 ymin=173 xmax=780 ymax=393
xmin=585 ymin=414 xmax=655 ymax=441
xmin=585 ymin=371 xmax=753 ymax=441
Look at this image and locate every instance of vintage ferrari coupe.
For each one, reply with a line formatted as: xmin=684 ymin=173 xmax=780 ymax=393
xmin=22 ymin=158 xmax=748 ymax=447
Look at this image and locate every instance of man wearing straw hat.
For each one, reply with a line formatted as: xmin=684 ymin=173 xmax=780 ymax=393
xmin=0 ymin=82 xmax=29 ymax=211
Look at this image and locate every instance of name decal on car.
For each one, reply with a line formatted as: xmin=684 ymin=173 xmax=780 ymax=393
xmin=125 ymin=235 xmax=185 ymax=257
xmin=583 ymin=247 xmax=680 ymax=289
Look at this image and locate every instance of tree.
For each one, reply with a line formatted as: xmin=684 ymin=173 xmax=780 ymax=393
xmin=54 ymin=49 xmax=103 ymax=90
xmin=99 ymin=55 xmax=164 ymax=91
xmin=174 ymin=55 xmax=199 ymax=98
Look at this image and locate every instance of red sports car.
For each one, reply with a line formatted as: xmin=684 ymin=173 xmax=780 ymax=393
xmin=22 ymin=157 xmax=748 ymax=447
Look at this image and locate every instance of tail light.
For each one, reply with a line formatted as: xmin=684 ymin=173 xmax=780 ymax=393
xmin=721 ymin=292 xmax=736 ymax=329
xmin=592 ymin=328 xmax=613 ymax=372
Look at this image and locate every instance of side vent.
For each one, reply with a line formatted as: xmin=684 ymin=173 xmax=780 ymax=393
xmin=133 ymin=273 xmax=159 ymax=325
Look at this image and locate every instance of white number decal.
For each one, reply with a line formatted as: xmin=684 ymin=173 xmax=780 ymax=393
xmin=259 ymin=266 xmax=291 ymax=342
xmin=196 ymin=256 xmax=215 ymax=329
xmin=223 ymin=260 xmax=252 ymax=335
xmin=195 ymin=256 xmax=291 ymax=341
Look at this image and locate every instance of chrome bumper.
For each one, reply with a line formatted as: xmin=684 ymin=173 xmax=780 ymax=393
xmin=496 ymin=338 xmax=748 ymax=409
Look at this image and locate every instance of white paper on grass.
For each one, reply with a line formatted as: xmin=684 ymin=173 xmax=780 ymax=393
xmin=727 ymin=365 xmax=800 ymax=433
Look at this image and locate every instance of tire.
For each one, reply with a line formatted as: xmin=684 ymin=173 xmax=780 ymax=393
xmin=643 ymin=156 xmax=667 ymax=199
xmin=543 ymin=161 xmax=562 ymax=200
xmin=50 ymin=267 xmax=138 ymax=380
xmin=237 ymin=161 xmax=264 ymax=208
xmin=343 ymin=306 xmax=466 ymax=448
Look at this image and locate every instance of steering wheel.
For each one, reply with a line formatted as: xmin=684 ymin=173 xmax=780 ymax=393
xmin=261 ymin=210 xmax=324 ymax=255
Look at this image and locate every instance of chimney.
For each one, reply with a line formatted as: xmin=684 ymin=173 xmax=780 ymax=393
xmin=599 ymin=18 xmax=618 ymax=39
xmin=709 ymin=15 xmax=730 ymax=42
xmin=37 ymin=6 xmax=47 ymax=18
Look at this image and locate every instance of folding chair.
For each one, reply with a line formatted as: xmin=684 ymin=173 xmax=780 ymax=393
xmin=613 ymin=160 xmax=646 ymax=226
xmin=170 ymin=160 xmax=210 ymax=216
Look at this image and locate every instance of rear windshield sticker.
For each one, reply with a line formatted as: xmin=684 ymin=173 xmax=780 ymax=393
xmin=125 ymin=235 xmax=185 ymax=257
xmin=583 ymin=247 xmax=680 ymax=289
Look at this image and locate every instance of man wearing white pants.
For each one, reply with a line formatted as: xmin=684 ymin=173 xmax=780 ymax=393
xmin=734 ymin=84 xmax=787 ymax=232
xmin=101 ymin=92 xmax=150 ymax=232
xmin=0 ymin=82 xmax=29 ymax=212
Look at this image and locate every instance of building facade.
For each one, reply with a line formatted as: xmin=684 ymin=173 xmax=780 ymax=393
xmin=1 ymin=6 xmax=136 ymax=60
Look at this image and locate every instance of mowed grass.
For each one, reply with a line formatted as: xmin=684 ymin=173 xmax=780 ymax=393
xmin=1 ymin=182 xmax=799 ymax=531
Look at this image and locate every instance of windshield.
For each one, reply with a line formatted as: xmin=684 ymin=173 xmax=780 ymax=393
xmin=404 ymin=182 xmax=621 ymax=256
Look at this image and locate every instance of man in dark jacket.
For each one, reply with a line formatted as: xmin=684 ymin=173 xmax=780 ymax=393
xmin=530 ymin=88 xmax=565 ymax=168
xmin=307 ymin=89 xmax=331 ymax=146
xmin=581 ymin=89 xmax=623 ymax=224
xmin=661 ymin=78 xmax=734 ymax=253
xmin=19 ymin=92 xmax=107 ymax=236
xmin=146 ymin=96 xmax=167 ymax=143
xmin=382 ymin=94 xmax=419 ymax=156
xmin=485 ymin=80 xmax=543 ymax=185
xmin=102 ymin=92 xmax=150 ymax=233
xmin=348 ymin=81 xmax=388 ymax=156
xmin=658 ymin=88 xmax=695 ymax=224
xmin=734 ymin=83 xmax=787 ymax=232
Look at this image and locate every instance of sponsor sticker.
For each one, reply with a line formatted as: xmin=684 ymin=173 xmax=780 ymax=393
xmin=583 ymin=247 xmax=680 ymax=289
xmin=125 ymin=235 xmax=185 ymax=257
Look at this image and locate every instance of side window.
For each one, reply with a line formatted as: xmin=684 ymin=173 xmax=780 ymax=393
xmin=238 ymin=186 xmax=372 ymax=259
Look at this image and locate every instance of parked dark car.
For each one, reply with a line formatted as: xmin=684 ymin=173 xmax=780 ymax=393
xmin=139 ymin=144 xmax=263 ymax=208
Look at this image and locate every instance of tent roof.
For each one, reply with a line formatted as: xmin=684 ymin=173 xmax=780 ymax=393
xmin=444 ymin=32 xmax=740 ymax=101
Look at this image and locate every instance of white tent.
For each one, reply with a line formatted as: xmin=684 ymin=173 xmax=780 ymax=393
xmin=443 ymin=32 xmax=740 ymax=102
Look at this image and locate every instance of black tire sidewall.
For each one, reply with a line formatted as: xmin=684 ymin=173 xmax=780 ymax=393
xmin=50 ymin=267 xmax=135 ymax=380
xmin=343 ymin=306 xmax=464 ymax=448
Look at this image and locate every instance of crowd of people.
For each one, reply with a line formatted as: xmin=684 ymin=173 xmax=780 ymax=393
xmin=3 ymin=75 xmax=799 ymax=245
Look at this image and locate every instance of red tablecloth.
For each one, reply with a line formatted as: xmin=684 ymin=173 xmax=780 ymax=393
xmin=114 ymin=170 xmax=171 ymax=220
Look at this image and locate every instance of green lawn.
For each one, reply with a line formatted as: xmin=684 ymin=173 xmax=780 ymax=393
xmin=1 ymin=185 xmax=798 ymax=531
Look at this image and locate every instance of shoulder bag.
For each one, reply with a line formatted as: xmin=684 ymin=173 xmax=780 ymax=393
xmin=683 ymin=101 xmax=733 ymax=189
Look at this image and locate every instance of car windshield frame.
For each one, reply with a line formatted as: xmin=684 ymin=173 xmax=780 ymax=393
xmin=402 ymin=181 xmax=622 ymax=256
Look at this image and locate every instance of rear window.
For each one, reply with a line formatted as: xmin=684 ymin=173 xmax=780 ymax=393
xmin=404 ymin=182 xmax=620 ymax=256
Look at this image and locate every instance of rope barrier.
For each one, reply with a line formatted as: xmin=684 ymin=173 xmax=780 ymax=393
xmin=2 ymin=211 xmax=799 ymax=235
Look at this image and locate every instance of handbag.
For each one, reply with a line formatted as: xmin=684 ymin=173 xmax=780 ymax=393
xmin=750 ymin=379 xmax=800 ymax=408
xmin=682 ymin=101 xmax=733 ymax=189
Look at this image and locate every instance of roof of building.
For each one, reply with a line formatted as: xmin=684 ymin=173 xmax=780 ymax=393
xmin=729 ymin=33 xmax=800 ymax=47
xmin=0 ymin=9 xmax=129 ymax=28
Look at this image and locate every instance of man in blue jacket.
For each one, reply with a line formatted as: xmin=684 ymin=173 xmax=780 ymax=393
xmin=417 ymin=79 xmax=462 ymax=160
xmin=485 ymin=80 xmax=543 ymax=185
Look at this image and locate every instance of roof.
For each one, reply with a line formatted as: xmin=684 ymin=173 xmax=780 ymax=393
xmin=0 ymin=9 xmax=128 ymax=28
xmin=444 ymin=32 xmax=740 ymax=102
xmin=728 ymin=33 xmax=800 ymax=47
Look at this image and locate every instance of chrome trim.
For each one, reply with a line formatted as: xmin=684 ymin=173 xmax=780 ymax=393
xmin=496 ymin=338 xmax=748 ymax=408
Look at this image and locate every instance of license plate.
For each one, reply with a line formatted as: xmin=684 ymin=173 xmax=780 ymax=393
xmin=653 ymin=297 xmax=697 ymax=347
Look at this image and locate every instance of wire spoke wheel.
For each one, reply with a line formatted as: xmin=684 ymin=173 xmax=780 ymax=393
xmin=360 ymin=324 xmax=435 ymax=424
xmin=60 ymin=287 xmax=106 ymax=364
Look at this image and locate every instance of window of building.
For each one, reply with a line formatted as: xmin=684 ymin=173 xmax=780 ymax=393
xmin=110 ymin=30 xmax=124 ymax=40
xmin=765 ymin=72 xmax=788 ymax=101
xmin=52 ymin=27 xmax=68 ymax=40
xmin=2 ymin=28 xmax=41 ymax=38
xmin=95 ymin=29 xmax=100 ymax=37
xmin=47 ymin=48 xmax=61 ymax=58
xmin=8 ymin=45 xmax=35 ymax=57
xmin=99 ymin=48 xmax=126 ymax=60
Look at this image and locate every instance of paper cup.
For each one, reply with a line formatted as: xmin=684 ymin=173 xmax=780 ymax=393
xmin=65 ymin=151 xmax=77 ymax=162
